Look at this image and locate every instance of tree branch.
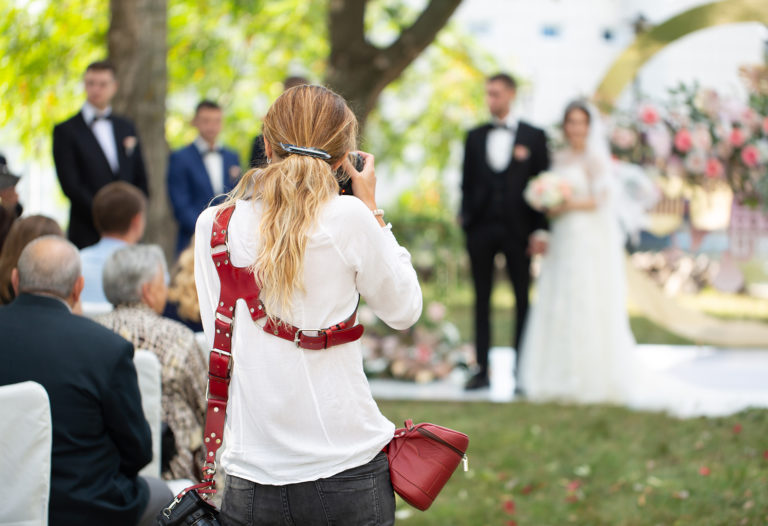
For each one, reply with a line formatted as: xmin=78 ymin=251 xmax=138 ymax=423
xmin=329 ymin=0 xmax=371 ymax=60
xmin=378 ymin=0 xmax=463 ymax=79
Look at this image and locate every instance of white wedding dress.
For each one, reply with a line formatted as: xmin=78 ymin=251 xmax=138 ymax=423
xmin=518 ymin=148 xmax=635 ymax=404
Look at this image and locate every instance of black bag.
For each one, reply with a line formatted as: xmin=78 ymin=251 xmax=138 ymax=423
xmin=156 ymin=489 xmax=220 ymax=526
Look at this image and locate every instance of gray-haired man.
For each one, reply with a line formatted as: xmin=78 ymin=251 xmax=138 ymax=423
xmin=0 ymin=236 xmax=172 ymax=526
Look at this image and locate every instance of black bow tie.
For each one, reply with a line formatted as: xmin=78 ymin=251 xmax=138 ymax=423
xmin=90 ymin=114 xmax=112 ymax=125
xmin=492 ymin=122 xmax=514 ymax=132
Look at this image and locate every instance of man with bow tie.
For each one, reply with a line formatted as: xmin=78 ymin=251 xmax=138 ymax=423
xmin=461 ymin=73 xmax=550 ymax=392
xmin=53 ymin=61 xmax=149 ymax=249
xmin=167 ymin=100 xmax=241 ymax=254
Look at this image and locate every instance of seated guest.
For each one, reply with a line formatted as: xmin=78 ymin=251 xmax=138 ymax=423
xmin=164 ymin=240 xmax=203 ymax=332
xmin=0 ymin=236 xmax=170 ymax=526
xmin=97 ymin=244 xmax=207 ymax=481
xmin=80 ymin=181 xmax=147 ymax=304
xmin=0 ymin=215 xmax=63 ymax=305
xmin=167 ymin=100 xmax=241 ymax=254
xmin=0 ymin=154 xmax=23 ymax=252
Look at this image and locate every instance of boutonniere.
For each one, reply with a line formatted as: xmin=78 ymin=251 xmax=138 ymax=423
xmin=229 ymin=165 xmax=242 ymax=181
xmin=123 ymin=136 xmax=137 ymax=156
xmin=514 ymin=144 xmax=530 ymax=161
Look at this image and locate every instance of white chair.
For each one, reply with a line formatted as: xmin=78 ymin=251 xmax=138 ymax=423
xmin=195 ymin=331 xmax=210 ymax=362
xmin=134 ymin=350 xmax=162 ymax=478
xmin=0 ymin=381 xmax=52 ymax=526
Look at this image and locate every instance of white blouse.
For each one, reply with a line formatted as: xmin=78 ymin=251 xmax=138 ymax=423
xmin=194 ymin=196 xmax=422 ymax=485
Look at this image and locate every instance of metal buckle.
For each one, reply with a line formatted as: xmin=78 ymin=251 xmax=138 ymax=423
xmin=211 ymin=243 xmax=228 ymax=255
xmin=211 ymin=348 xmax=232 ymax=359
xmin=215 ymin=311 xmax=234 ymax=324
xmin=293 ymin=329 xmax=303 ymax=347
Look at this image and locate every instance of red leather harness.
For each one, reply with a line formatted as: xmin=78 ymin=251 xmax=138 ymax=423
xmin=193 ymin=204 xmax=365 ymax=493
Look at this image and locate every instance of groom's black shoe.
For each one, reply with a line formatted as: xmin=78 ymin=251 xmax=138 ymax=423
xmin=465 ymin=372 xmax=490 ymax=391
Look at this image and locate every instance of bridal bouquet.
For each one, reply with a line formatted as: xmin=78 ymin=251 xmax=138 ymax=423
xmin=524 ymin=171 xmax=572 ymax=211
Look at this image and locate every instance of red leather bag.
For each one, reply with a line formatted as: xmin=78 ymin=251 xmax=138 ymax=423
xmin=386 ymin=419 xmax=469 ymax=511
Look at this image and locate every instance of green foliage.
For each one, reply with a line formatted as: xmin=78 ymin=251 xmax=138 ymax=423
xmin=379 ymin=400 xmax=768 ymax=525
xmin=0 ymin=0 xmax=108 ymax=152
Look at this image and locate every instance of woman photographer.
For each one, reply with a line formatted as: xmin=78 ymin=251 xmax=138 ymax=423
xmin=194 ymin=85 xmax=422 ymax=525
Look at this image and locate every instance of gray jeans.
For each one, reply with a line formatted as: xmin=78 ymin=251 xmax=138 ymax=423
xmin=220 ymin=451 xmax=395 ymax=526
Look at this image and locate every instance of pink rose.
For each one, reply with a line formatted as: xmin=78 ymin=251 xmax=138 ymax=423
xmin=730 ymin=127 xmax=747 ymax=148
xmin=741 ymin=144 xmax=760 ymax=168
xmin=638 ymin=104 xmax=660 ymax=125
xmin=705 ymin=158 xmax=724 ymax=178
xmin=674 ymin=128 xmax=693 ymax=153
xmin=691 ymin=124 xmax=712 ymax=151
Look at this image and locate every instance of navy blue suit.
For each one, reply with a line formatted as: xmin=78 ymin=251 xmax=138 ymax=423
xmin=167 ymin=143 xmax=241 ymax=253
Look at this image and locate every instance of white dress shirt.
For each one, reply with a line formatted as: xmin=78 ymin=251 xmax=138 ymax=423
xmin=194 ymin=197 xmax=422 ymax=484
xmin=82 ymin=102 xmax=119 ymax=173
xmin=194 ymin=137 xmax=224 ymax=195
xmin=486 ymin=111 xmax=518 ymax=173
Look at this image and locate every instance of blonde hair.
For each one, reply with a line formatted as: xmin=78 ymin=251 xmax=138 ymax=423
xmin=224 ymin=85 xmax=358 ymax=316
xmin=167 ymin=242 xmax=200 ymax=323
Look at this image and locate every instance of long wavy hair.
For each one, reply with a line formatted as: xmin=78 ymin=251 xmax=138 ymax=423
xmin=224 ymin=85 xmax=358 ymax=316
xmin=0 ymin=215 xmax=64 ymax=304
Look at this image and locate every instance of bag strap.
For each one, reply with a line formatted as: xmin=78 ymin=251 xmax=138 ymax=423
xmin=191 ymin=204 xmax=365 ymax=496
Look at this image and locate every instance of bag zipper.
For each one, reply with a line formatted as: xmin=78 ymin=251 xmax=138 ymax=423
xmin=415 ymin=426 xmax=469 ymax=471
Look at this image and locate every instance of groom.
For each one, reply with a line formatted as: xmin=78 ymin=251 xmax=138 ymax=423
xmin=461 ymin=73 xmax=550 ymax=391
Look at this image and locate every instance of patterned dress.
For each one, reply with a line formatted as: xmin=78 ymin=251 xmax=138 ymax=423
xmin=97 ymin=303 xmax=207 ymax=481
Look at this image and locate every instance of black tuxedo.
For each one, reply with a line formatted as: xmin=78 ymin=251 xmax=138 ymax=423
xmin=53 ymin=111 xmax=149 ymax=248
xmin=461 ymin=120 xmax=549 ymax=378
xmin=0 ymin=294 xmax=152 ymax=526
xmin=249 ymin=134 xmax=267 ymax=168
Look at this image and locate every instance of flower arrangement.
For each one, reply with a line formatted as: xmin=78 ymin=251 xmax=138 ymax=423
xmin=523 ymin=171 xmax=572 ymax=212
xmin=609 ymin=81 xmax=768 ymax=207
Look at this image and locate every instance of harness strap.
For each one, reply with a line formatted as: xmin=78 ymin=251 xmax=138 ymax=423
xmin=194 ymin=204 xmax=364 ymax=491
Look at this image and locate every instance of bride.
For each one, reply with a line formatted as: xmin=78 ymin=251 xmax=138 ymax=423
xmin=518 ymin=101 xmax=635 ymax=404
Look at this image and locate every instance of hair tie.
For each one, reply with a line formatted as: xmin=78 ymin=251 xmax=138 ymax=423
xmin=279 ymin=143 xmax=331 ymax=160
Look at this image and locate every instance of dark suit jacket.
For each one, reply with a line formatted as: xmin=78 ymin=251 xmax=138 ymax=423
xmin=0 ymin=293 xmax=152 ymax=526
xmin=53 ymin=111 xmax=149 ymax=249
xmin=167 ymin=143 xmax=241 ymax=253
xmin=461 ymin=121 xmax=550 ymax=242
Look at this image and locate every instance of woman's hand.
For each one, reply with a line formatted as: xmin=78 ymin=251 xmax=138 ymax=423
xmin=343 ymin=151 xmax=377 ymax=210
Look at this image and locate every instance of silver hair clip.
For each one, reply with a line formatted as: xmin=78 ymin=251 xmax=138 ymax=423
xmin=278 ymin=143 xmax=332 ymax=160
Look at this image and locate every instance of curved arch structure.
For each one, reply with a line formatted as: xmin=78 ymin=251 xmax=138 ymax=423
xmin=595 ymin=0 xmax=768 ymax=107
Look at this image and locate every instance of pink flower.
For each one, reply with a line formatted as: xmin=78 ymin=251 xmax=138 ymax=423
xmin=426 ymin=302 xmax=446 ymax=323
xmin=730 ymin=127 xmax=747 ymax=148
xmin=732 ymin=423 xmax=742 ymax=434
xmin=639 ymin=103 xmax=660 ymax=125
xmin=612 ymin=127 xmax=637 ymax=150
xmin=740 ymin=108 xmax=760 ymax=130
xmin=741 ymin=145 xmax=760 ymax=168
xmin=503 ymin=499 xmax=516 ymax=514
xmin=694 ymin=89 xmax=720 ymax=117
xmin=647 ymin=126 xmax=672 ymax=159
xmin=674 ymin=128 xmax=692 ymax=153
xmin=691 ymin=124 xmax=712 ymax=151
xmin=684 ymin=151 xmax=707 ymax=175
xmin=699 ymin=466 xmax=711 ymax=476
xmin=705 ymin=158 xmax=724 ymax=178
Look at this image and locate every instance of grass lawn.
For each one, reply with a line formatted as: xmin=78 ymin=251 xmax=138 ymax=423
xmin=378 ymin=400 xmax=768 ymax=525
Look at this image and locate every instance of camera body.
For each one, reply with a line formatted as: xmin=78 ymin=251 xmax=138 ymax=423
xmin=336 ymin=153 xmax=364 ymax=196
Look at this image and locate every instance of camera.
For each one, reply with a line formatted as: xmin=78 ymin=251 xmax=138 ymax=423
xmin=336 ymin=152 xmax=364 ymax=196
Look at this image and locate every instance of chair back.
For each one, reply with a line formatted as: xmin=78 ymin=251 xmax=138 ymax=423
xmin=0 ymin=381 xmax=52 ymax=526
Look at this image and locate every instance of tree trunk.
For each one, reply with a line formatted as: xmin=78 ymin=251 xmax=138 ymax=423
xmin=326 ymin=0 xmax=463 ymax=129
xmin=108 ymin=0 xmax=174 ymax=259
